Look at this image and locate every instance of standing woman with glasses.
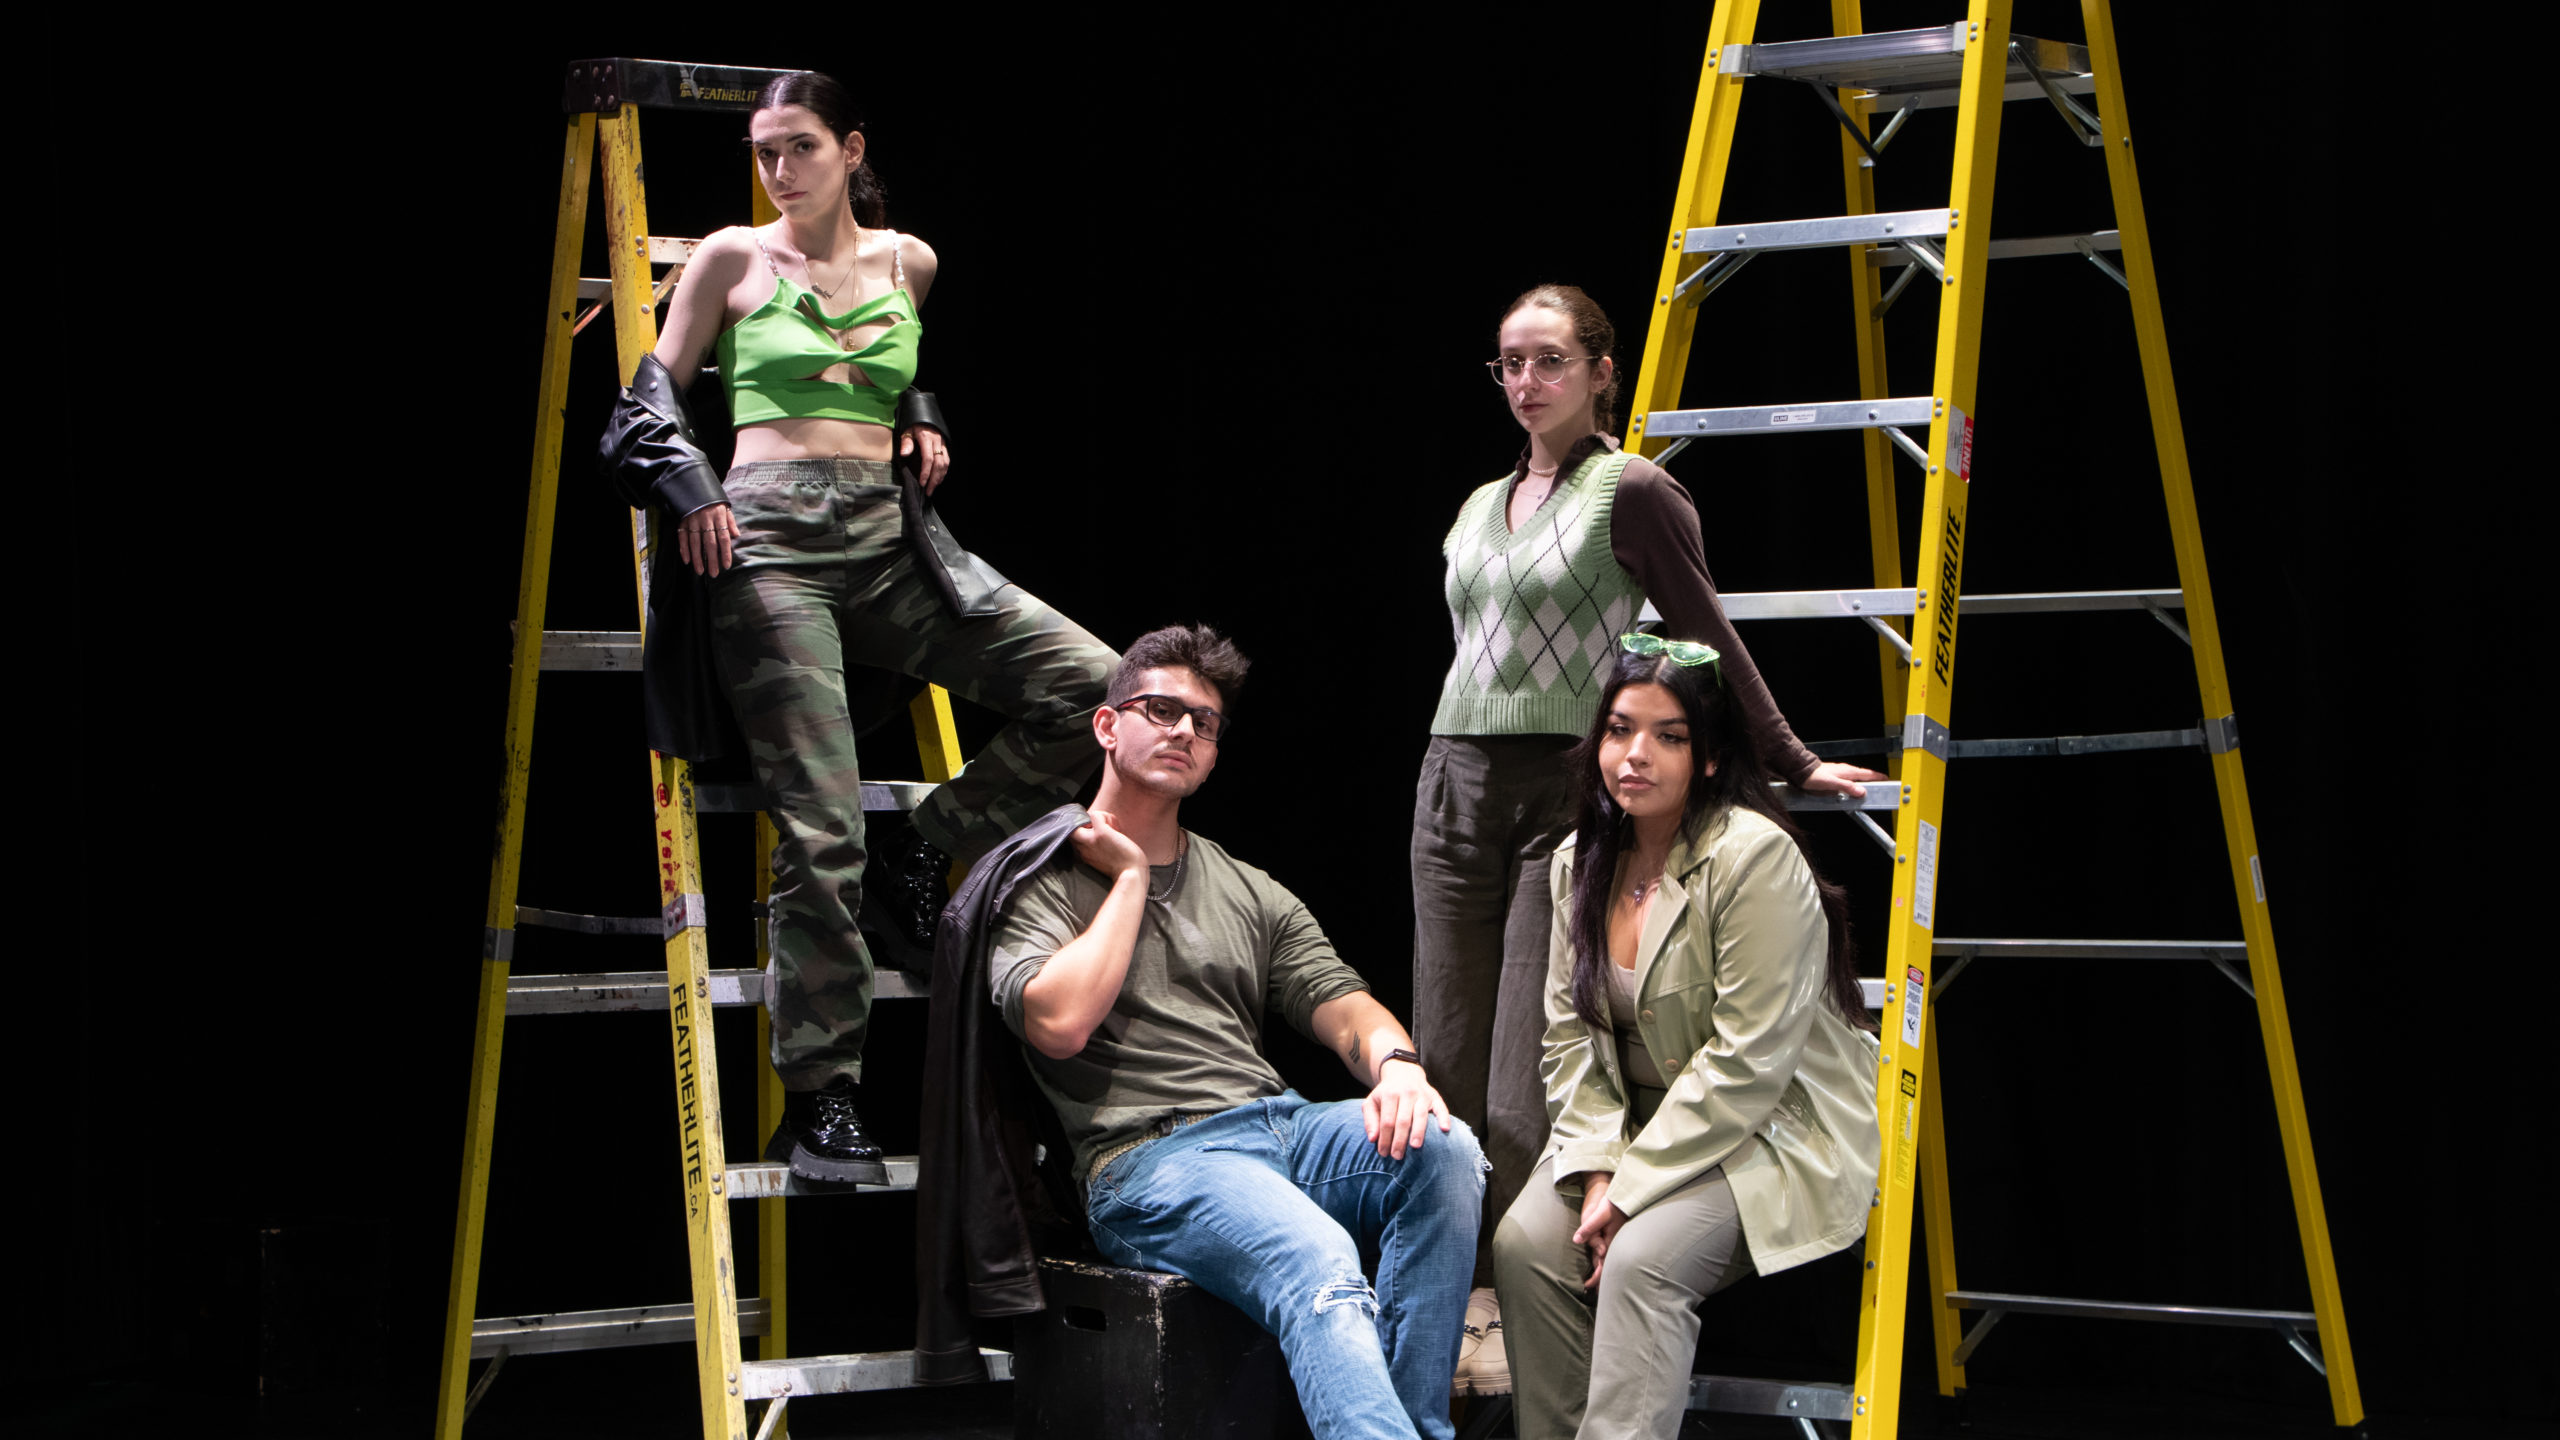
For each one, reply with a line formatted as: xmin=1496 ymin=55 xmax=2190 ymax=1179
xmin=601 ymin=72 xmax=1118 ymax=1185
xmin=1419 ymin=284 xmax=1885 ymax=1395
xmin=1492 ymin=636 xmax=1881 ymax=1440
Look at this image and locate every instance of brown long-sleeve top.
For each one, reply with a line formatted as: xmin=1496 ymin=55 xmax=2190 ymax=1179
xmin=1604 ymin=456 xmax=1823 ymax=785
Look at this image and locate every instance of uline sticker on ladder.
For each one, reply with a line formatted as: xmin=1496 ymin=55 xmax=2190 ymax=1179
xmin=1912 ymin=820 xmax=1940 ymax=930
xmin=1771 ymin=408 xmax=1818 ymax=425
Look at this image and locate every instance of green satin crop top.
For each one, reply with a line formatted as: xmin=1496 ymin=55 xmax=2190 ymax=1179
xmin=717 ymin=234 xmax=920 ymax=428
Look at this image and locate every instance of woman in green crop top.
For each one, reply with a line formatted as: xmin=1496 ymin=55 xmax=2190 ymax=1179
xmin=641 ymin=71 xmax=1120 ymax=1186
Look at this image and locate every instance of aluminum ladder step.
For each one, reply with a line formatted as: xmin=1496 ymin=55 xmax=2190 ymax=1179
xmin=1687 ymin=1373 xmax=1854 ymax=1422
xmin=1806 ymin=728 xmax=2217 ymax=762
xmin=1725 ymin=25 xmax=2093 ymax=110
xmin=1684 ymin=213 xmax=2119 ymax=265
xmin=1687 ymin=208 xmax=1948 ymax=255
xmin=538 ymin=629 xmax=642 ymax=671
xmin=1655 ymin=587 xmax=2185 ymax=623
xmin=742 ymin=1347 xmax=1014 ymax=1401
xmin=1779 ymin=783 xmax=1899 ymax=816
xmin=1646 ymin=396 xmax=1936 ymax=439
xmin=1931 ymin=939 xmax=2245 ymax=963
xmin=699 ymin=780 xmax=932 ymax=814
xmin=472 ymin=1298 xmax=770 ymax=1358
xmin=725 ymin=1157 xmax=920 ymax=1199
xmin=504 ymin=967 xmax=929 ymax=1016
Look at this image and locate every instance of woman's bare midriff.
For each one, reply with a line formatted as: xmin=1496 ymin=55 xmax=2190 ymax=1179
xmin=731 ymin=415 xmax=896 ymax=465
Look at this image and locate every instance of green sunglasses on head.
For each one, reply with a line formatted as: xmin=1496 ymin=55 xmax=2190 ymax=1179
xmin=1619 ymin=632 xmax=1721 ymax=669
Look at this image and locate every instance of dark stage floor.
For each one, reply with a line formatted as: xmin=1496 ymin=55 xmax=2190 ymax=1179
xmin=32 ymin=1377 xmax=2516 ymax=1439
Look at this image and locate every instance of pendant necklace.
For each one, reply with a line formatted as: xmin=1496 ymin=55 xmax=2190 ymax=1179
xmin=803 ymin=225 xmax=862 ymax=300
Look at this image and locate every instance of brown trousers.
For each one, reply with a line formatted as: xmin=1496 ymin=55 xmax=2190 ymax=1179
xmin=1409 ymin=733 xmax=1579 ymax=1279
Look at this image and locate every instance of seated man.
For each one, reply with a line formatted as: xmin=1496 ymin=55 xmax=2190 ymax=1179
xmin=993 ymin=623 xmax=1484 ymax=1440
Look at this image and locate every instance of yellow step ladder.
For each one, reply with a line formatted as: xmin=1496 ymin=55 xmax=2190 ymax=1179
xmin=1623 ymin=6 xmax=2361 ymax=1436
xmin=435 ymin=58 xmax=1006 ymax=1440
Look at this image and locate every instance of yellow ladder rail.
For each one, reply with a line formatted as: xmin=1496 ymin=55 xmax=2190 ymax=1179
xmin=596 ymin=101 xmax=750 ymax=1440
xmin=2081 ymin=0 xmax=2360 ymax=1421
xmin=1620 ymin=5 xmax=2360 ymax=1434
xmin=435 ymin=109 xmax=595 ymax=1440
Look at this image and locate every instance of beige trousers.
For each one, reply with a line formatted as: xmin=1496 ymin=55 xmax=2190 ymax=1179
xmin=1491 ymin=1157 xmax=1750 ymax=1440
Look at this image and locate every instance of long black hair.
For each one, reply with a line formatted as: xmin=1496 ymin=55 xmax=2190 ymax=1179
xmin=1564 ymin=646 xmax=1870 ymax=1031
xmin=752 ymin=72 xmax=888 ymax=228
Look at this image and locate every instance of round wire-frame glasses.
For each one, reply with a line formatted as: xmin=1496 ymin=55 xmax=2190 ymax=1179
xmin=1485 ymin=353 xmax=1598 ymax=387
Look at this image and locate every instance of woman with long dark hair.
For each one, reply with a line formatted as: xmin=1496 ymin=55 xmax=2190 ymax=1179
xmin=1418 ymin=283 xmax=1883 ymax=1390
xmin=602 ymin=72 xmax=1117 ymax=1184
xmin=1490 ymin=637 xmax=1882 ymax=1440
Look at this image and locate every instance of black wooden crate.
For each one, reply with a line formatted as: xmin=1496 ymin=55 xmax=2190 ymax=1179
xmin=1012 ymin=1256 xmax=1310 ymax=1440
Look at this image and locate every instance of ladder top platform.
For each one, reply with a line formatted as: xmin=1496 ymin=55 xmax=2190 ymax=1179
xmin=563 ymin=58 xmax=807 ymax=116
xmin=1725 ymin=26 xmax=2091 ymax=104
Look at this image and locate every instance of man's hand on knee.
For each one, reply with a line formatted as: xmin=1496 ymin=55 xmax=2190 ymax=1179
xmin=1362 ymin=1056 xmax=1452 ymax=1161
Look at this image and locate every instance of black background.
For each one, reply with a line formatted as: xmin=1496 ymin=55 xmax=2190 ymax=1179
xmin=54 ymin=3 xmax=2533 ymax=1435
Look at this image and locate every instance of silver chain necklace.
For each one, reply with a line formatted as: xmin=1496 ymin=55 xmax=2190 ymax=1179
xmin=1148 ymin=833 xmax=1190 ymax=903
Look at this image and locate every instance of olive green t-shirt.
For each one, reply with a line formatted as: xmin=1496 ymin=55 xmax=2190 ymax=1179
xmin=990 ymin=830 xmax=1371 ymax=1181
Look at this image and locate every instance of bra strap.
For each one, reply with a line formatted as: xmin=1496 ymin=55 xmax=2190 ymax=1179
xmin=750 ymin=228 xmax=782 ymax=278
xmin=891 ymin=233 xmax=905 ymax=292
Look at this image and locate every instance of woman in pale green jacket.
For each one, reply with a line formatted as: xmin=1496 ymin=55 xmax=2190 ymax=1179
xmin=1492 ymin=635 xmax=1882 ymax=1440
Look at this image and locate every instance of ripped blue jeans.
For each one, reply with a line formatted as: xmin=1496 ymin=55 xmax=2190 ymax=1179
xmin=1083 ymin=1092 xmax=1484 ymax=1440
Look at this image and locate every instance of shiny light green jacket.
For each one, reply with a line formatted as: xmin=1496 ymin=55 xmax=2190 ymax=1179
xmin=1540 ymin=807 xmax=1883 ymax=1276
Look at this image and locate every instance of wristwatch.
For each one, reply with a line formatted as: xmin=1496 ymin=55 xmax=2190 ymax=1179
xmin=1380 ymin=1047 xmax=1425 ymax=1076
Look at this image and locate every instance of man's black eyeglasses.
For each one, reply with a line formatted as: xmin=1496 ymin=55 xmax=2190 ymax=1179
xmin=1114 ymin=693 xmax=1229 ymax=744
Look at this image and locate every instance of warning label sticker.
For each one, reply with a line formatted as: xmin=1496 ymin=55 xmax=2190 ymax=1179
xmin=1951 ymin=406 xmax=1973 ymax=481
xmin=1772 ymin=408 xmax=1818 ymax=426
xmin=1894 ymin=1068 xmax=1918 ymax=1180
xmin=1901 ymin=965 xmax=1927 ymax=1049
xmin=1912 ymin=819 xmax=1939 ymax=930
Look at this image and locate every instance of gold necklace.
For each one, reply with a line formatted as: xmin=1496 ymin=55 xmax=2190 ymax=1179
xmin=803 ymin=226 xmax=862 ymax=300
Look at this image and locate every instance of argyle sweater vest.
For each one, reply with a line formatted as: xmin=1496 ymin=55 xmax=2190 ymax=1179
xmin=1432 ymin=452 xmax=1641 ymax=736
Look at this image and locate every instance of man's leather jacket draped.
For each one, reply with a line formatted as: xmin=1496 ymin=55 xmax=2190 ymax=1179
xmin=912 ymin=803 xmax=1093 ymax=1385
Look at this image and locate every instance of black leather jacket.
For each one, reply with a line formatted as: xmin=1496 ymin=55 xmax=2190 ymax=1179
xmin=912 ymin=803 xmax=1094 ymax=1385
xmin=597 ymin=358 xmax=984 ymax=762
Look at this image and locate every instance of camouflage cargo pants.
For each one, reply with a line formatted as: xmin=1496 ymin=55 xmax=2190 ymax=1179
xmin=710 ymin=458 xmax=1117 ymax=1088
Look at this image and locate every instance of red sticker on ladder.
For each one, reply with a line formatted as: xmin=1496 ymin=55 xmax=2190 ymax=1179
xmin=1952 ymin=406 xmax=1973 ymax=482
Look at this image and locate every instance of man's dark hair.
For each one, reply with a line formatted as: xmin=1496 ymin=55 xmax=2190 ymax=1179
xmin=1104 ymin=624 xmax=1251 ymax=710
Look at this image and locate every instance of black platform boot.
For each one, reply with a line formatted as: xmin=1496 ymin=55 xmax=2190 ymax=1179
xmin=864 ymin=811 xmax=953 ymax=953
xmin=786 ymin=1075 xmax=891 ymax=1185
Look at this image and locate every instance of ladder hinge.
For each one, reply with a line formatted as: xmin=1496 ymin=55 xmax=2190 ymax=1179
xmin=662 ymin=893 xmax=709 ymax=937
xmin=2202 ymin=713 xmax=2239 ymax=754
xmin=483 ymin=926 xmax=516 ymax=962
xmin=1900 ymin=714 xmax=1951 ymax=762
